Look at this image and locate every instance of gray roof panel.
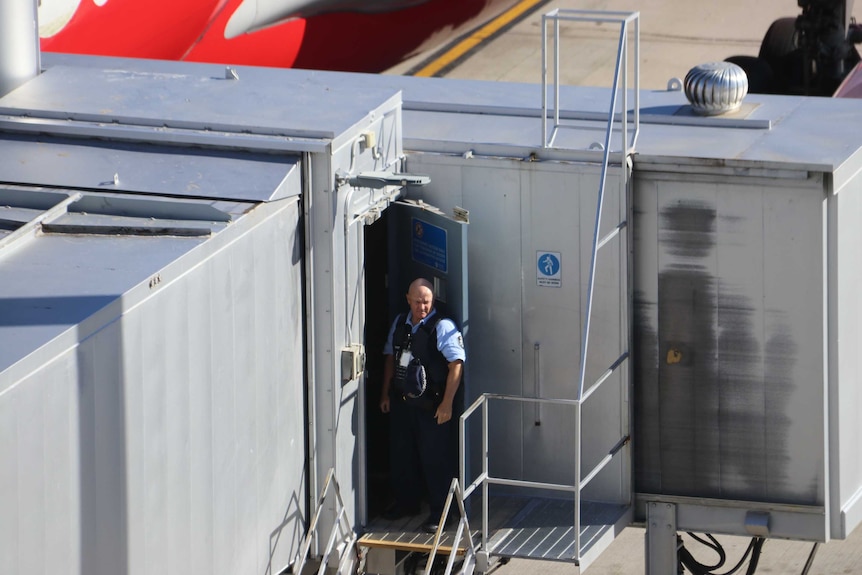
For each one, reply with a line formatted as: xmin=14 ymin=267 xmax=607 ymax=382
xmin=34 ymin=55 xmax=862 ymax=176
xmin=0 ymin=185 xmax=267 ymax=376
xmin=0 ymin=63 xmax=401 ymax=141
xmin=0 ymin=135 xmax=301 ymax=202
xmin=0 ymin=230 xmax=202 ymax=373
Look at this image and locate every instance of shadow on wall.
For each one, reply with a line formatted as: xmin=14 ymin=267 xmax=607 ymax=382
xmin=634 ymin=202 xmax=795 ymax=503
xmin=77 ymin=313 xmax=129 ymax=575
xmin=267 ymin=487 xmax=307 ymax=575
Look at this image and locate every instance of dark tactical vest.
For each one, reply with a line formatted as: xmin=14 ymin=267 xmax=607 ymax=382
xmin=392 ymin=313 xmax=450 ymax=409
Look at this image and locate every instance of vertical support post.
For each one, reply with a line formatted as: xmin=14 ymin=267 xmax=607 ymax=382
xmin=633 ymin=15 xmax=640 ymax=147
xmin=574 ymin=401 xmax=582 ymax=562
xmin=554 ymin=16 xmax=560 ymax=131
xmin=482 ymin=399 xmax=489 ymax=551
xmin=541 ymin=13 xmax=548 ymax=147
xmin=620 ymin=21 xmax=629 ymax=163
xmin=302 ymin=152 xmax=320 ymax=557
xmin=646 ymin=502 xmax=678 ymax=575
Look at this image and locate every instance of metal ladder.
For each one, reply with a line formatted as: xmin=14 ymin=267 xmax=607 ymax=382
xmin=285 ymin=468 xmax=359 ymax=575
xmin=453 ymin=8 xmax=639 ymax=570
xmin=423 ymin=479 xmax=480 ymax=575
xmin=542 ymin=9 xmax=638 ymax=529
xmin=541 ymin=9 xmax=640 ymax=153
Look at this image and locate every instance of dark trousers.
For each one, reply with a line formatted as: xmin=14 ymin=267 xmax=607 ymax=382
xmin=389 ymin=395 xmax=457 ymax=518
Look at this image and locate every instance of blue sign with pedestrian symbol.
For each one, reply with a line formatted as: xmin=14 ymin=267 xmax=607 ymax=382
xmin=536 ymin=251 xmax=561 ymax=287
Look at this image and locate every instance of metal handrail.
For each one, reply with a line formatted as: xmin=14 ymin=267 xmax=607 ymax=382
xmin=540 ymin=8 xmax=638 ymax=403
xmin=424 ymin=478 xmax=478 ymax=575
xmin=287 ymin=468 xmax=358 ymax=575
xmin=455 ymin=12 xmax=637 ymax=563
xmin=541 ymin=9 xmax=640 ymax=151
xmin=541 ymin=18 xmax=637 ymax=560
xmin=459 ymin=392 xmax=629 ymax=561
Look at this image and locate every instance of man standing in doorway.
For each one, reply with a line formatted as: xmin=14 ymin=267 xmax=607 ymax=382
xmin=380 ymin=277 xmax=465 ymax=533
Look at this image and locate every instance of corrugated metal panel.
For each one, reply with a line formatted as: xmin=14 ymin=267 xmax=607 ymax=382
xmin=405 ymin=153 xmax=630 ymax=505
xmin=633 ymin=172 xmax=825 ymax=506
xmin=0 ymin=186 xmax=260 ymax=376
xmin=831 ymin=174 xmax=862 ymax=537
xmin=0 ymin=195 xmax=307 ymax=575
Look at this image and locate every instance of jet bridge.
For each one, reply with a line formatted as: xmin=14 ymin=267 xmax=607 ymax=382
xmin=5 ymin=6 xmax=862 ymax=575
xmin=0 ymin=54 xmax=408 ymax=575
xmin=1 ymin=21 xmax=638 ymax=572
xmin=355 ymin=8 xmax=862 ymax=574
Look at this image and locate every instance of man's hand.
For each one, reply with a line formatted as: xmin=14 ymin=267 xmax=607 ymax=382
xmin=435 ymin=399 xmax=453 ymax=424
xmin=380 ymin=396 xmax=390 ymax=413
xmin=435 ymin=359 xmax=463 ymax=425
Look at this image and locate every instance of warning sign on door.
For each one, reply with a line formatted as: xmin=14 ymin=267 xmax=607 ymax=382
xmin=412 ymin=218 xmax=448 ymax=273
xmin=536 ymin=251 xmax=561 ymax=287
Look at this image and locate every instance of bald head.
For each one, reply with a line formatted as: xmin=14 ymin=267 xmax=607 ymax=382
xmin=408 ymin=278 xmax=434 ymax=295
xmin=406 ymin=278 xmax=434 ymax=324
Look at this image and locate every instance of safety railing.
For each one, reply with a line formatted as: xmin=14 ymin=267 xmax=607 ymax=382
xmin=459 ymin=391 xmax=629 ymax=564
xmin=424 ymin=478 xmax=479 ymax=575
xmin=453 ymin=9 xmax=635 ymax=565
xmin=543 ymin=7 xmax=636 ymax=417
xmin=285 ymin=468 xmax=358 ymax=575
xmin=542 ymin=9 xmax=640 ymax=152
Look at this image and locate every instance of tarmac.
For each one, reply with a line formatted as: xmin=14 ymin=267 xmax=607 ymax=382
xmin=386 ymin=1 xmax=862 ymax=573
xmin=389 ymin=0 xmax=860 ymax=90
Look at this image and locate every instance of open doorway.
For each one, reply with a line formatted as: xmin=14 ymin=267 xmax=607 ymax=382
xmin=363 ymin=209 xmax=392 ymax=521
xmin=362 ymin=199 xmax=470 ymax=525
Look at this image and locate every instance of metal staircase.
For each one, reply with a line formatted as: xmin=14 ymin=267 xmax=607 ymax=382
xmin=451 ymin=8 xmax=639 ymax=573
xmin=422 ymin=479 xmax=480 ymax=575
xmin=357 ymin=479 xmax=479 ymax=575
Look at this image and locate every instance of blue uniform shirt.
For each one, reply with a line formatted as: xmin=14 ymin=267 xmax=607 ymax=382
xmin=383 ymin=309 xmax=465 ymax=363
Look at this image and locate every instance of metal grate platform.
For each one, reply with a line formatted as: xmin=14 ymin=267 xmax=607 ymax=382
xmin=358 ymin=495 xmax=628 ymax=566
xmin=487 ymin=496 xmax=628 ymax=563
xmin=359 ymin=510 xmax=474 ymax=556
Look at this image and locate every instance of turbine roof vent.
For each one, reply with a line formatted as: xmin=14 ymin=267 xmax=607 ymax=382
xmin=684 ymin=61 xmax=749 ymax=116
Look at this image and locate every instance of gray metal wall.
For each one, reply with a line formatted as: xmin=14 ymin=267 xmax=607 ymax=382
xmin=405 ymin=152 xmax=630 ymax=503
xmin=830 ymin=172 xmax=862 ymax=538
xmin=306 ymin=99 xmax=403 ymax=529
xmin=0 ymin=197 xmax=306 ymax=575
xmin=632 ymin=168 xmax=826 ymax=511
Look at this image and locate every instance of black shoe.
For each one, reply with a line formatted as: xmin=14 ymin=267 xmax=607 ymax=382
xmin=382 ymin=504 xmax=420 ymax=521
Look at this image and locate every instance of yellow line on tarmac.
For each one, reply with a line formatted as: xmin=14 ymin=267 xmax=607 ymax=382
xmin=412 ymin=0 xmax=548 ymax=77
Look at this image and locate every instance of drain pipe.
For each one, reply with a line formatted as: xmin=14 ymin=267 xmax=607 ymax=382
xmin=0 ymin=0 xmax=40 ymax=98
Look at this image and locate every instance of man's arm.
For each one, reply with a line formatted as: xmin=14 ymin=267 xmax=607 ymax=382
xmin=434 ymin=359 xmax=463 ymax=424
xmin=380 ymin=354 xmax=394 ymax=413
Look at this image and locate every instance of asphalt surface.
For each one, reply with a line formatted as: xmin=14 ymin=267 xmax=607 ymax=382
xmin=390 ymin=0 xmax=859 ymax=90
xmin=387 ymin=1 xmax=862 ymax=572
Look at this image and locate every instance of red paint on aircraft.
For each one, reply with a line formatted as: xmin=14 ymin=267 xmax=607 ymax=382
xmin=39 ymin=0 xmax=516 ymax=73
xmin=41 ymin=0 xmax=226 ymax=61
xmin=293 ymin=0 xmax=516 ymax=72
